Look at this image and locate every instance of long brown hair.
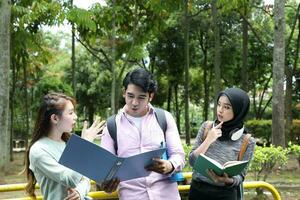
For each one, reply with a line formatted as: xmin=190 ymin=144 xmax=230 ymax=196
xmin=25 ymin=92 xmax=76 ymax=199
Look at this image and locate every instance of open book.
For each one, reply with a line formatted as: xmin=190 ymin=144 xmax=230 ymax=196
xmin=59 ymin=134 xmax=166 ymax=183
xmin=193 ymin=154 xmax=249 ymax=179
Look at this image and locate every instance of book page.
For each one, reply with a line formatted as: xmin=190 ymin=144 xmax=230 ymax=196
xmin=193 ymin=154 xmax=225 ymax=178
xmin=200 ymin=154 xmax=223 ymax=169
xmin=223 ymin=160 xmax=248 ymax=168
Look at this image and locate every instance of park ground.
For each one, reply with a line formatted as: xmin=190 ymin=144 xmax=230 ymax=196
xmin=1 ymin=146 xmax=300 ymax=200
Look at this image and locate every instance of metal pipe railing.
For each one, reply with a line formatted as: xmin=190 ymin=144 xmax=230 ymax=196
xmin=0 ymin=172 xmax=281 ymax=200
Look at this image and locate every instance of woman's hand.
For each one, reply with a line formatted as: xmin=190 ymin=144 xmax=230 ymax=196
xmin=205 ymin=121 xmax=223 ymax=144
xmin=207 ymin=169 xmax=234 ymax=185
xmin=145 ymin=158 xmax=174 ymax=174
xmin=64 ymin=188 xmax=80 ymax=200
xmin=81 ymin=117 xmax=106 ymax=142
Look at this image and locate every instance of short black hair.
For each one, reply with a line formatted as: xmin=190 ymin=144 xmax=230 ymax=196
xmin=123 ymin=68 xmax=157 ymax=94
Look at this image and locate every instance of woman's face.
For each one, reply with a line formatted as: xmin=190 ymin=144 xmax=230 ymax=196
xmin=56 ymin=100 xmax=77 ymax=133
xmin=216 ymin=95 xmax=234 ymax=122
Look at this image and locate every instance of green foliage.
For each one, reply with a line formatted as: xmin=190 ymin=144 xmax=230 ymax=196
xmin=12 ymin=1 xmax=63 ymax=29
xmin=67 ymin=8 xmax=96 ymax=32
xmin=65 ymin=47 xmax=112 ymax=123
xmin=288 ymin=142 xmax=300 ymax=167
xmin=290 ymin=120 xmax=300 ymax=144
xmin=35 ymin=76 xmax=73 ymax=97
xmin=288 ymin=142 xmax=300 ymax=157
xmin=246 ymin=120 xmax=272 ymax=144
xmin=182 ymin=143 xmax=193 ymax=172
xmin=7 ymin=0 xmax=300 ymax=151
xmin=246 ymin=119 xmax=300 ymax=144
xmin=249 ymin=145 xmax=289 ymax=181
xmin=187 ymin=104 xmax=203 ymax=138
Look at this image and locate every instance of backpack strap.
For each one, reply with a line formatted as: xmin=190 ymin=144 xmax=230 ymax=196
xmin=237 ymin=133 xmax=251 ymax=161
xmin=107 ymin=115 xmax=117 ymax=153
xmin=154 ymin=107 xmax=167 ymax=140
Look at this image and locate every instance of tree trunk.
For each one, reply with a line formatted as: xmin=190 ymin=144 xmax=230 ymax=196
xmin=199 ymin=32 xmax=209 ymax=121
xmin=111 ymin=0 xmax=116 ymax=114
xmin=71 ymin=25 xmax=76 ymax=96
xmin=9 ymin=59 xmax=16 ymax=161
xmin=272 ymin=0 xmax=285 ymax=147
xmin=285 ymin=9 xmax=300 ymax=144
xmin=22 ymin=61 xmax=29 ymax=149
xmin=167 ymin=85 xmax=171 ymax=112
xmin=71 ymin=0 xmax=76 ymax=96
xmin=203 ymin=42 xmax=209 ymax=121
xmin=184 ymin=0 xmax=190 ymax=145
xmin=211 ymin=0 xmax=221 ymax=118
xmin=174 ymin=84 xmax=180 ymax=135
xmin=88 ymin=100 xmax=95 ymax=125
xmin=241 ymin=17 xmax=249 ymax=91
xmin=0 ymin=0 xmax=11 ymax=176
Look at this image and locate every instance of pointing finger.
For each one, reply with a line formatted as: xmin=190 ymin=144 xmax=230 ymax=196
xmin=214 ymin=121 xmax=223 ymax=129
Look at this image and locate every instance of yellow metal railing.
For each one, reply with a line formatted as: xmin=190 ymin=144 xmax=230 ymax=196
xmin=243 ymin=181 xmax=281 ymax=200
xmin=0 ymin=172 xmax=281 ymax=200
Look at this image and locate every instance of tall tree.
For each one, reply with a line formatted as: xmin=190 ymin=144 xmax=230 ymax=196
xmin=211 ymin=0 xmax=221 ymax=117
xmin=184 ymin=0 xmax=190 ymax=145
xmin=0 ymin=0 xmax=11 ymax=174
xmin=272 ymin=0 xmax=285 ymax=147
xmin=70 ymin=0 xmax=76 ymax=96
xmin=240 ymin=4 xmax=249 ymax=91
xmin=111 ymin=0 xmax=116 ymax=114
xmin=285 ymin=3 xmax=300 ymax=142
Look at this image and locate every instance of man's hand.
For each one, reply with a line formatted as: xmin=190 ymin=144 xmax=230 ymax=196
xmin=99 ymin=179 xmax=120 ymax=193
xmin=145 ymin=158 xmax=174 ymax=174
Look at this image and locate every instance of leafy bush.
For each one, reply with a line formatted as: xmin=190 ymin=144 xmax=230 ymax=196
xmin=246 ymin=120 xmax=272 ymax=145
xmin=249 ymin=145 xmax=289 ymax=181
xmin=288 ymin=142 xmax=300 ymax=167
xmin=290 ymin=120 xmax=300 ymax=144
xmin=246 ymin=119 xmax=300 ymax=145
xmin=183 ymin=143 xmax=193 ymax=172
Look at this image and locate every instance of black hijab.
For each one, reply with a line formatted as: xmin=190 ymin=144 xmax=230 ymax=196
xmin=216 ymin=87 xmax=250 ymax=141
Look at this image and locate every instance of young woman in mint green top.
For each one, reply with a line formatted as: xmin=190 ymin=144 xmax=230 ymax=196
xmin=25 ymin=92 xmax=105 ymax=200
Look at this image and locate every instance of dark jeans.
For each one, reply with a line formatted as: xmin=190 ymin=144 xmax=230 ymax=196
xmin=188 ymin=180 xmax=238 ymax=200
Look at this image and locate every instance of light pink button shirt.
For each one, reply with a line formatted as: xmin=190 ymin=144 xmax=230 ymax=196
xmin=101 ymin=104 xmax=185 ymax=200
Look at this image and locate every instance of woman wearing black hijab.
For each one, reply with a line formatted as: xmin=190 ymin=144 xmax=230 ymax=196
xmin=188 ymin=88 xmax=256 ymax=200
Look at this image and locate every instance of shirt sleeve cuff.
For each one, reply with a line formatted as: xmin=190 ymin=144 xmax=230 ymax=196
xmin=74 ymin=177 xmax=90 ymax=200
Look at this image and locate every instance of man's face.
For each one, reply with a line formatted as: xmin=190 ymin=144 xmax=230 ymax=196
xmin=123 ymin=84 xmax=154 ymax=117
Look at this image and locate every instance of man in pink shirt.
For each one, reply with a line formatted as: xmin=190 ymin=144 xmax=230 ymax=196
xmin=100 ymin=68 xmax=185 ymax=200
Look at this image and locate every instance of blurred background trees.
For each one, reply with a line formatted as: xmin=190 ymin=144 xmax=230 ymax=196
xmin=1 ymin=0 xmax=300 ymax=170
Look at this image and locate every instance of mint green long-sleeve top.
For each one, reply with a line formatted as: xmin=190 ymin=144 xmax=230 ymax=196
xmin=29 ymin=137 xmax=90 ymax=200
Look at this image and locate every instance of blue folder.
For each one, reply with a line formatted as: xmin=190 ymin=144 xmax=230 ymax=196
xmin=58 ymin=134 xmax=166 ymax=183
